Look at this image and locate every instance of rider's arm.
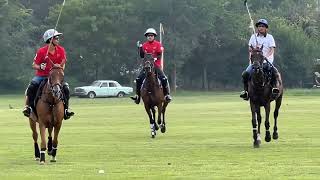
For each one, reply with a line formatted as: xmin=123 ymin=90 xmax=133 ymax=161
xmin=59 ymin=59 xmax=66 ymax=70
xmin=248 ymin=34 xmax=255 ymax=62
xmin=53 ymin=47 xmax=66 ymax=69
xmin=139 ymin=47 xmax=145 ymax=58
xmin=265 ymin=35 xmax=276 ymax=60
xmin=32 ymin=50 xmax=44 ymax=70
xmin=32 ymin=62 xmax=41 ymax=70
xmin=248 ymin=46 xmax=253 ymax=63
xmin=265 ymin=47 xmax=275 ymax=60
xmin=156 ymin=43 xmax=164 ymax=59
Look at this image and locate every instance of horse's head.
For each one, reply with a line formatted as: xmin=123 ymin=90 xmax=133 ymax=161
xmin=48 ymin=66 xmax=64 ymax=100
xmin=250 ymin=45 xmax=265 ymax=85
xmin=143 ymin=53 xmax=155 ymax=74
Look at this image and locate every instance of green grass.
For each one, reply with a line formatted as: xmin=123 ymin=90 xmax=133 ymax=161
xmin=0 ymin=90 xmax=319 ymax=180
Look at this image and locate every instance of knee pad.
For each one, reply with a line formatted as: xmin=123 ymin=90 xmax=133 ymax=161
xmin=63 ymin=82 xmax=69 ymax=88
xmin=62 ymin=82 xmax=70 ymax=97
xmin=242 ymin=71 xmax=250 ymax=80
xmin=161 ymin=77 xmax=168 ymax=86
xmin=26 ymin=81 xmax=39 ymax=97
xmin=136 ymin=78 xmax=143 ymax=84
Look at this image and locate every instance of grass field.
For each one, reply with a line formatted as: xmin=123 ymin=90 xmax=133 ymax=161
xmin=0 ymin=90 xmax=319 ymax=180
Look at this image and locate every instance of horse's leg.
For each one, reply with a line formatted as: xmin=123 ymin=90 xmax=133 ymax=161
xmin=151 ymin=107 xmax=158 ymax=130
xmin=273 ymin=95 xmax=282 ymax=140
xmin=144 ymin=104 xmax=156 ymax=138
xmin=264 ymin=103 xmax=271 ymax=142
xmin=29 ymin=119 xmax=40 ymax=161
xmin=161 ymin=102 xmax=168 ymax=133
xmin=256 ymin=107 xmax=262 ymax=144
xmin=47 ymin=127 xmax=53 ymax=155
xmin=157 ymin=104 xmax=162 ymax=130
xmin=51 ymin=123 xmax=62 ymax=162
xmin=39 ymin=123 xmax=47 ymax=165
xmin=250 ymin=102 xmax=259 ymax=148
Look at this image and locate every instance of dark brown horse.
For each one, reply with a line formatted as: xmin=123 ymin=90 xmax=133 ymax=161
xmin=29 ymin=66 xmax=65 ymax=164
xmin=141 ymin=54 xmax=169 ymax=138
xmin=248 ymin=46 xmax=283 ymax=148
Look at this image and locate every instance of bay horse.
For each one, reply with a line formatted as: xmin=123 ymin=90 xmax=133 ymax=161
xmin=248 ymin=46 xmax=283 ymax=148
xmin=29 ymin=66 xmax=65 ymax=164
xmin=141 ymin=54 xmax=169 ymax=138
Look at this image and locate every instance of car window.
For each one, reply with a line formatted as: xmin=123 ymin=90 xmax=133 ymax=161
xmin=101 ymin=83 xmax=108 ymax=87
xmin=91 ymin=81 xmax=101 ymax=87
xmin=109 ymin=82 xmax=117 ymax=87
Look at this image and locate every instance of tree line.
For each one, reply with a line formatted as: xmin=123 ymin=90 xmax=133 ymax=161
xmin=1 ymin=0 xmax=319 ymax=92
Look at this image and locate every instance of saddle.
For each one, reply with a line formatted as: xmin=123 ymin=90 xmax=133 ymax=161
xmin=262 ymin=63 xmax=274 ymax=83
xmin=141 ymin=72 xmax=162 ymax=91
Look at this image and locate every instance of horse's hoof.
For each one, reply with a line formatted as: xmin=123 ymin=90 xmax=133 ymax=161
xmin=50 ymin=159 xmax=56 ymax=162
xmin=256 ymin=139 xmax=261 ymax=145
xmin=273 ymin=132 xmax=279 ymax=140
xmin=257 ymin=134 xmax=261 ymax=144
xmin=265 ymin=136 xmax=271 ymax=142
xmin=253 ymin=141 xmax=260 ymax=148
xmin=39 ymin=161 xmax=45 ymax=165
xmin=35 ymin=157 xmax=40 ymax=161
xmin=151 ymin=131 xmax=156 ymax=138
xmin=161 ymin=125 xmax=166 ymax=133
xmin=155 ymin=125 xmax=159 ymax=131
xmin=265 ymin=131 xmax=271 ymax=142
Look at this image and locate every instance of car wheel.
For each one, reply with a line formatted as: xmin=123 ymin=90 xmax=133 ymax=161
xmin=117 ymin=92 xmax=125 ymax=98
xmin=88 ymin=92 xmax=96 ymax=99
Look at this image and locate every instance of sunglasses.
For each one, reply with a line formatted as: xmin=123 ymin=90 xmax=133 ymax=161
xmin=147 ymin=34 xmax=154 ymax=37
xmin=53 ymin=36 xmax=60 ymax=40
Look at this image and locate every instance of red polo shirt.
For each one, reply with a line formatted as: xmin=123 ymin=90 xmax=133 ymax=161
xmin=33 ymin=45 xmax=66 ymax=77
xmin=142 ymin=40 xmax=164 ymax=68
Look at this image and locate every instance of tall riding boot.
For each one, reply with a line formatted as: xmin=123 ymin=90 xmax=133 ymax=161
xmin=271 ymin=67 xmax=281 ymax=97
xmin=22 ymin=96 xmax=32 ymax=117
xmin=23 ymin=83 xmax=37 ymax=117
xmin=130 ymin=79 xmax=142 ymax=104
xmin=161 ymin=78 xmax=172 ymax=103
xmin=240 ymin=71 xmax=250 ymax=101
xmin=63 ymin=83 xmax=74 ymax=120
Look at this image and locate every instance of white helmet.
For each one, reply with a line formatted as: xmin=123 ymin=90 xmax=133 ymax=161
xmin=43 ymin=29 xmax=63 ymax=43
xmin=144 ymin=28 xmax=157 ymax=37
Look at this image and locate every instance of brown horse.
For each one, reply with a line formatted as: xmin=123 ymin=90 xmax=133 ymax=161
xmin=248 ymin=46 xmax=283 ymax=148
xmin=141 ymin=54 xmax=169 ymax=138
xmin=29 ymin=66 xmax=65 ymax=164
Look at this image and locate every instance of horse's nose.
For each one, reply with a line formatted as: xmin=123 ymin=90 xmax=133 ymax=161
xmin=254 ymin=67 xmax=260 ymax=73
xmin=53 ymin=86 xmax=61 ymax=98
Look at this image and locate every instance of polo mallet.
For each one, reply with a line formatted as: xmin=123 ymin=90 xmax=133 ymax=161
xmin=159 ymin=23 xmax=164 ymax=70
xmin=45 ymin=0 xmax=66 ymax=65
xmin=244 ymin=0 xmax=258 ymax=65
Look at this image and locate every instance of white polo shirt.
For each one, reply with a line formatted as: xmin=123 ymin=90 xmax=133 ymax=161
xmin=249 ymin=33 xmax=276 ymax=64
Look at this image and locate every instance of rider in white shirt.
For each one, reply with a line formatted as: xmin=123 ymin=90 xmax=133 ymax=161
xmin=240 ymin=19 xmax=281 ymax=100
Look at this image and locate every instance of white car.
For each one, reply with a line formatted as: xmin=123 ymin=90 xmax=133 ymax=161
xmin=74 ymin=80 xmax=133 ymax=98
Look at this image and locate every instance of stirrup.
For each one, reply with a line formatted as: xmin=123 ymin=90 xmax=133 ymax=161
xmin=240 ymin=91 xmax=249 ymax=101
xmin=165 ymin=95 xmax=172 ymax=103
xmin=130 ymin=95 xmax=138 ymax=100
xmin=272 ymin=88 xmax=280 ymax=94
xmin=64 ymin=109 xmax=74 ymax=120
xmin=22 ymin=106 xmax=32 ymax=117
xmin=131 ymin=95 xmax=140 ymax=104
